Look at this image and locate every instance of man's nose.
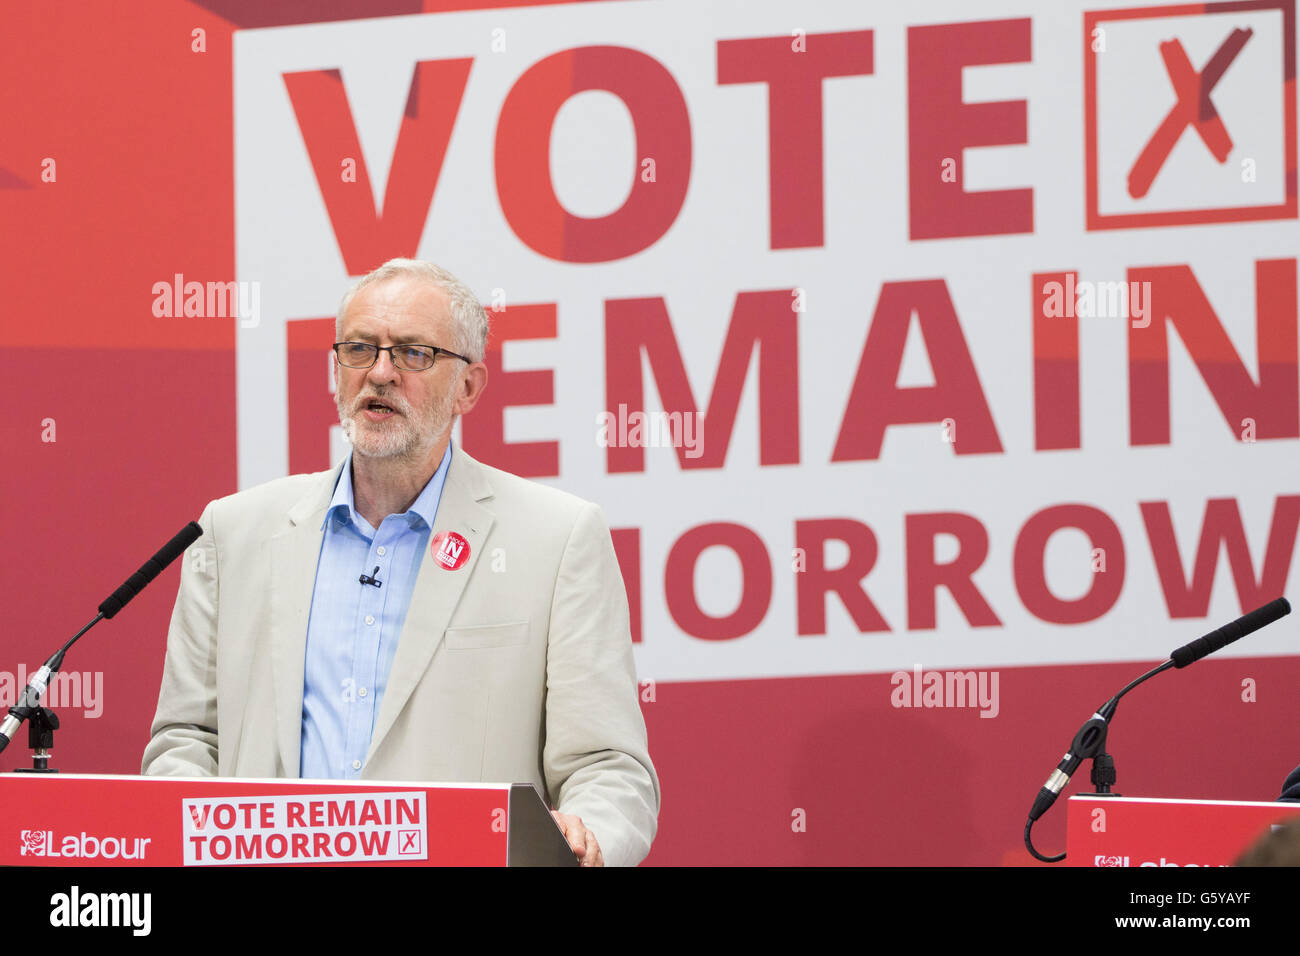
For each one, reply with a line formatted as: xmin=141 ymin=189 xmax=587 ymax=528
xmin=367 ymin=348 xmax=400 ymax=383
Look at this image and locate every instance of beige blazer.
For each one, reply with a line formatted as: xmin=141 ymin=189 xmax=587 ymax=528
xmin=141 ymin=445 xmax=660 ymax=867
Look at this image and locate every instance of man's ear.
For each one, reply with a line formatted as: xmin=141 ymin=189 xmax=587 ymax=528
xmin=454 ymin=362 xmax=489 ymax=417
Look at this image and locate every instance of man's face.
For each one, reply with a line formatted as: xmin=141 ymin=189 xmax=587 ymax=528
xmin=334 ymin=276 xmax=463 ymax=462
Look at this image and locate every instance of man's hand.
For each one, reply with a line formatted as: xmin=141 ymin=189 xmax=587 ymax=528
xmin=551 ymin=811 xmax=604 ymax=867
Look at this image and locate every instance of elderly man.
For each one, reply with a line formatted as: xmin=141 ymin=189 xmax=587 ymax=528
xmin=142 ymin=259 xmax=659 ymax=867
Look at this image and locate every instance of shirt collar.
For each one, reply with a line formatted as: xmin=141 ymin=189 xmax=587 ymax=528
xmin=324 ymin=441 xmax=453 ymax=534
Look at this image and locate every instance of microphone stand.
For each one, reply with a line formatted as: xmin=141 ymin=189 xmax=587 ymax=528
xmin=14 ymin=709 xmax=59 ymax=774
xmin=2 ymin=521 xmax=203 ymax=772
xmin=1086 ymin=660 xmax=1175 ymax=796
xmin=1066 ymin=662 xmax=1174 ymax=791
xmin=1024 ymin=596 xmax=1290 ymax=863
xmin=1024 ymin=660 xmax=1174 ymax=862
xmin=2 ymin=614 xmax=102 ymax=773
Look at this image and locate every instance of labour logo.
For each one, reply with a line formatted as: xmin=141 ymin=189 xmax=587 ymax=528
xmin=20 ymin=829 xmax=48 ymax=856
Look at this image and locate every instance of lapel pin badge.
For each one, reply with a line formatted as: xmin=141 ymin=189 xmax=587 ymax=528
xmin=430 ymin=530 xmax=471 ymax=570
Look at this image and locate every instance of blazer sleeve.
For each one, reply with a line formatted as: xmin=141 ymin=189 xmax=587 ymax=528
xmin=543 ymin=501 xmax=661 ymax=866
xmin=140 ymin=500 xmax=221 ymax=776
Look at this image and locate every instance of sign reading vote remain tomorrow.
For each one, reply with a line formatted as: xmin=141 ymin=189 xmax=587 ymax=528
xmin=181 ymin=792 xmax=428 ymax=865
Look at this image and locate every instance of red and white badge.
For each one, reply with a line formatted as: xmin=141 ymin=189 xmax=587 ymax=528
xmin=430 ymin=531 xmax=471 ymax=570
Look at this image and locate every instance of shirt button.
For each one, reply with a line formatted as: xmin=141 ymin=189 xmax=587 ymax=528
xmin=358 ymin=687 xmax=368 ymax=698
xmin=376 ymin=546 xmax=386 ymax=556
xmin=365 ymin=615 xmax=375 ymax=626
xmin=352 ymin=760 xmax=361 ymax=771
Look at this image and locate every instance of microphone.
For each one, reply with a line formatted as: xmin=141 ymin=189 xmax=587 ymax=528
xmin=0 ymin=659 xmax=56 ymax=754
xmin=0 ymin=521 xmax=204 ymax=756
xmin=359 ymin=566 xmax=383 ymax=588
xmin=1028 ymin=711 xmax=1111 ymax=823
xmin=1025 ymin=596 xmax=1292 ymax=862
xmin=97 ymin=521 xmax=203 ymax=619
xmin=1170 ymin=597 xmax=1291 ymax=668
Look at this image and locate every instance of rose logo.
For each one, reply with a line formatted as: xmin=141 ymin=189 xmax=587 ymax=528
xmin=20 ymin=829 xmax=48 ymax=855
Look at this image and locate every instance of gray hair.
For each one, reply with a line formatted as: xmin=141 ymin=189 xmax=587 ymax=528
xmin=337 ymin=258 xmax=490 ymax=362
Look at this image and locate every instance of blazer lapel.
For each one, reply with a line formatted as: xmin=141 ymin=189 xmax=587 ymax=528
xmin=366 ymin=445 xmax=495 ymax=764
xmin=269 ymin=461 xmax=344 ymax=777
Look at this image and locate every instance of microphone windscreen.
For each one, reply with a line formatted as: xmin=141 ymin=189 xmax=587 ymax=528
xmin=1171 ymin=597 xmax=1291 ymax=668
xmin=98 ymin=521 xmax=204 ymax=619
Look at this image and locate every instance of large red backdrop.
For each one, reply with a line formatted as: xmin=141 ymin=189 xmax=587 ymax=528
xmin=3 ymin=0 xmax=1299 ymax=865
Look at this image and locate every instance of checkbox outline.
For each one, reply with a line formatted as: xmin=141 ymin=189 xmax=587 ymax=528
xmin=1084 ymin=0 xmax=1297 ymax=230
xmin=398 ymin=828 xmax=423 ymax=854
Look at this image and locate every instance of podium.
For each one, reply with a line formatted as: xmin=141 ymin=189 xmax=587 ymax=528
xmin=0 ymin=773 xmax=577 ymax=866
xmin=1066 ymin=795 xmax=1300 ymax=867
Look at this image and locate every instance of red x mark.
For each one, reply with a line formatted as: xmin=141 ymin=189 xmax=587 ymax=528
xmin=399 ymin=830 xmax=419 ymax=852
xmin=1127 ymin=27 xmax=1253 ymax=198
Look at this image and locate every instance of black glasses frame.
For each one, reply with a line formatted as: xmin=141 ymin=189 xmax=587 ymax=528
xmin=332 ymin=341 xmax=472 ymax=371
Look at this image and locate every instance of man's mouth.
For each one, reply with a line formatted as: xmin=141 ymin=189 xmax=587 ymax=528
xmin=359 ymin=397 xmax=400 ymax=421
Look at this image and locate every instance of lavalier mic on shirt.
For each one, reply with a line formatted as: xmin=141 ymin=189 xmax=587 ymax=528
xmin=359 ymin=566 xmax=382 ymax=588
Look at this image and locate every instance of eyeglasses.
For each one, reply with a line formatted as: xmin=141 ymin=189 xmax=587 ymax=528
xmin=333 ymin=341 xmax=471 ymax=372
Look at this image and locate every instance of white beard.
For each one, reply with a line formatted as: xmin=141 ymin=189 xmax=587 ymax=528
xmin=338 ymin=372 xmax=459 ymax=461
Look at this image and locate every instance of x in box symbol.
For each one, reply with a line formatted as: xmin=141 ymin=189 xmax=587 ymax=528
xmin=1085 ymin=0 xmax=1297 ymax=229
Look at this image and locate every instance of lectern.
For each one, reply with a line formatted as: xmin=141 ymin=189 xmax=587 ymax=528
xmin=1066 ymin=795 xmax=1300 ymax=866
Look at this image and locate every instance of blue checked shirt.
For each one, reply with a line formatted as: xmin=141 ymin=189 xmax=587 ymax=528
xmin=299 ymin=443 xmax=452 ymax=779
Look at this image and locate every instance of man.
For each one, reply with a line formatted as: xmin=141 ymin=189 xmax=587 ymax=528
xmin=142 ymin=259 xmax=660 ymax=867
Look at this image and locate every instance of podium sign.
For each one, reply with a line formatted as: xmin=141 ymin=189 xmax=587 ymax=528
xmin=1066 ymin=795 xmax=1300 ymax=867
xmin=0 ymin=773 xmax=576 ymax=866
